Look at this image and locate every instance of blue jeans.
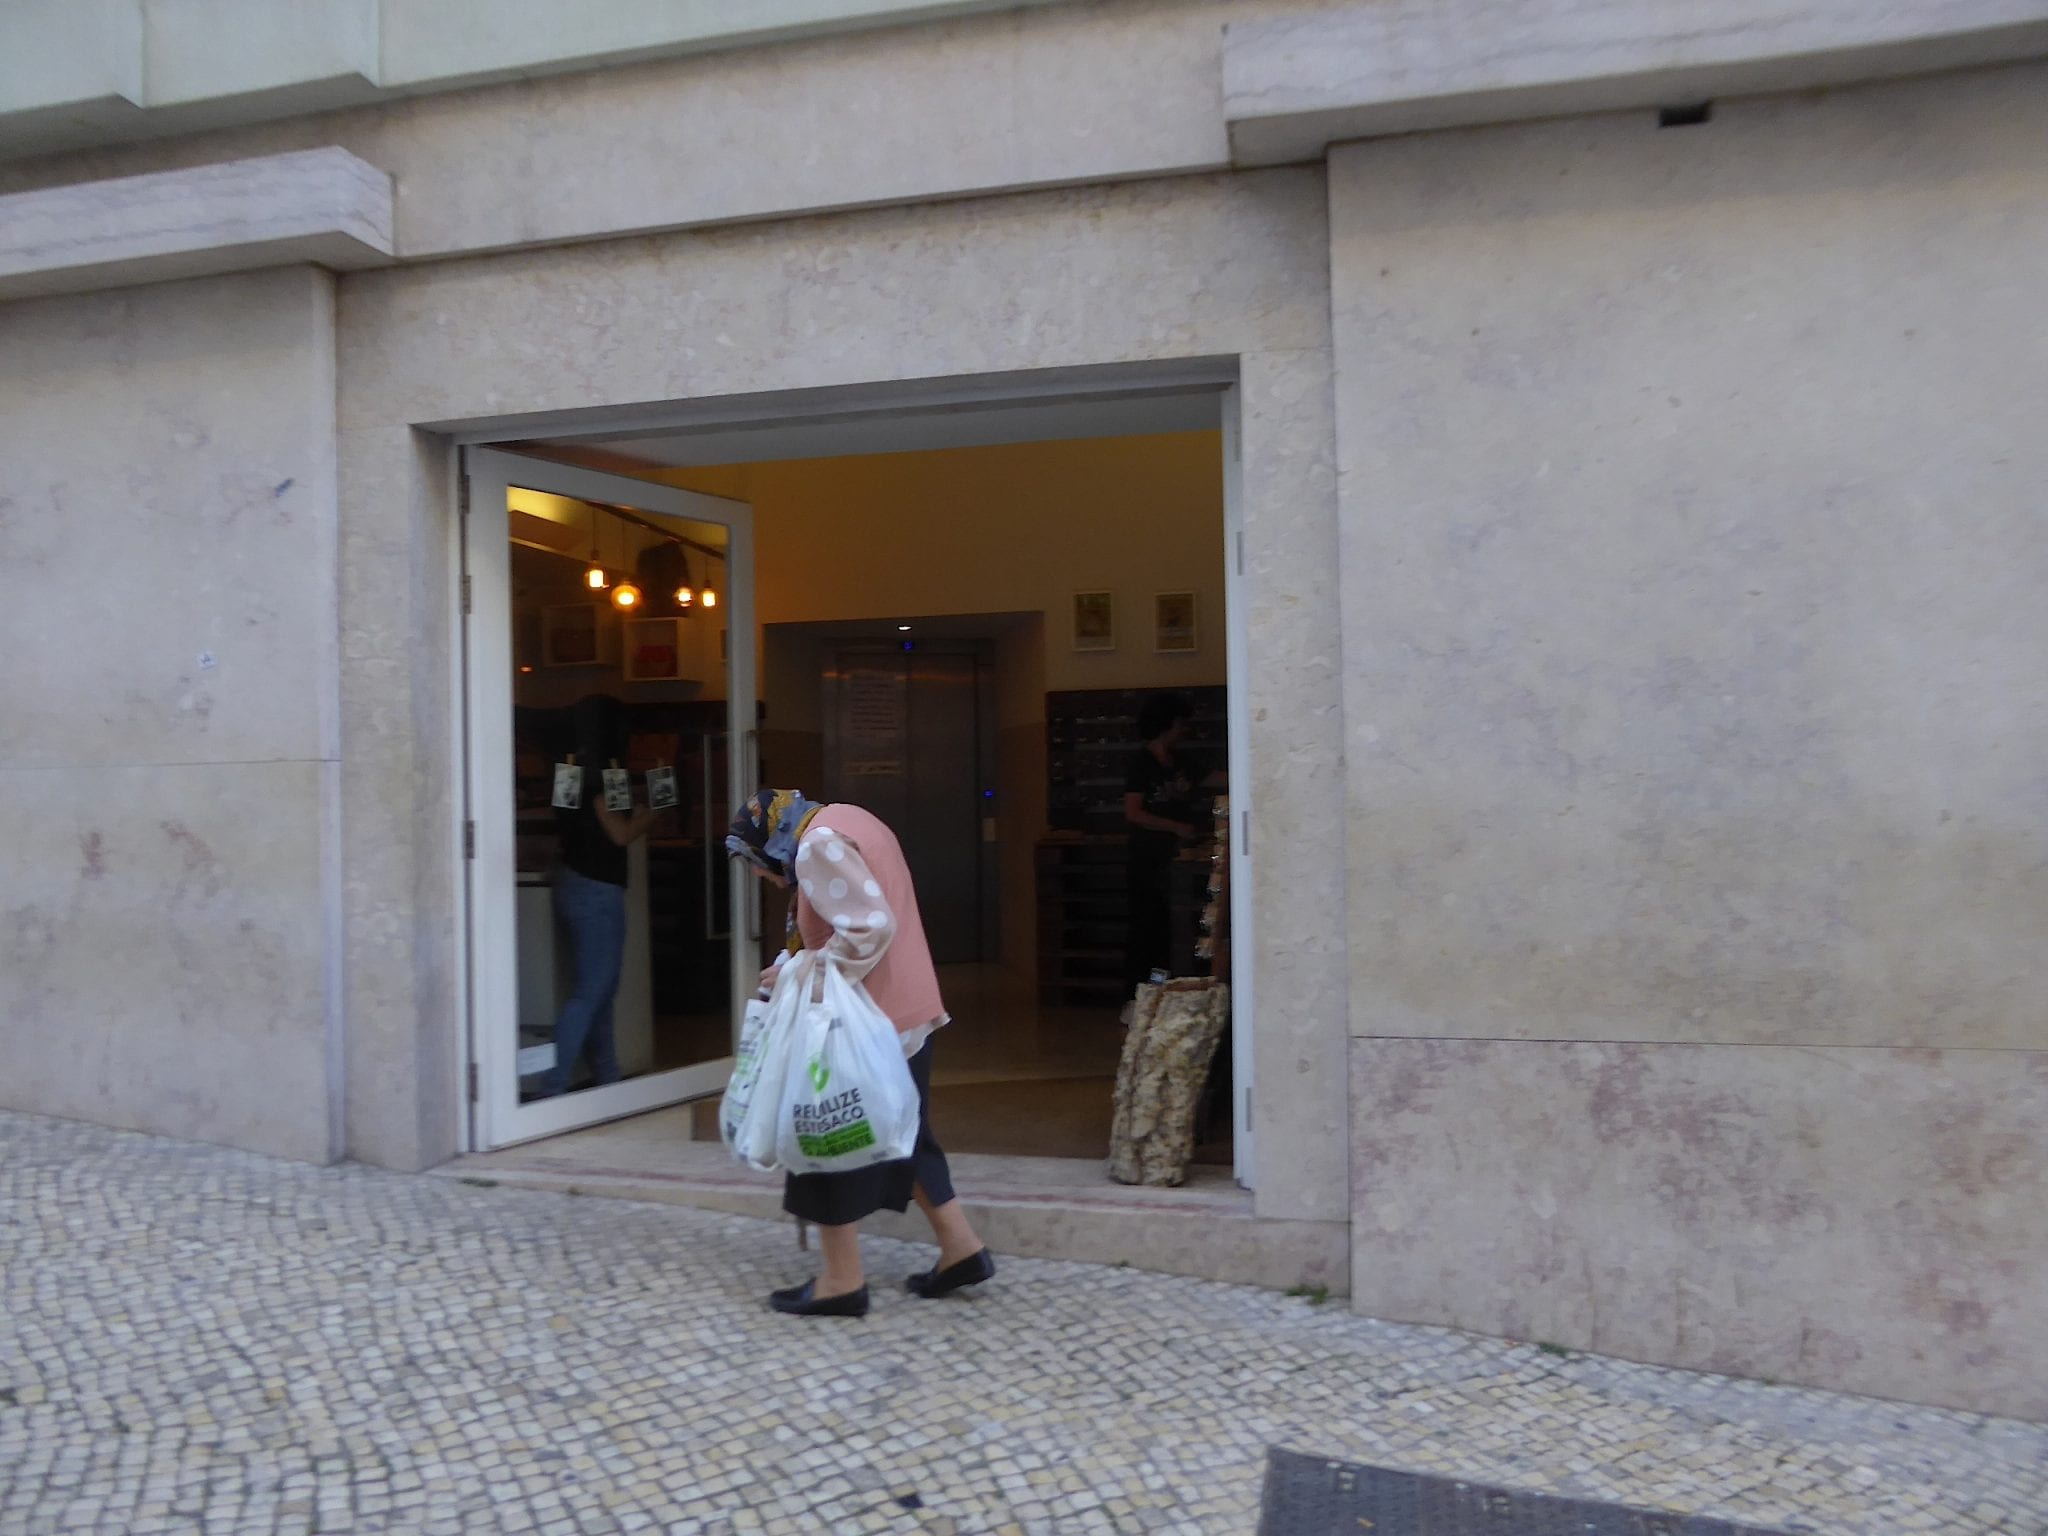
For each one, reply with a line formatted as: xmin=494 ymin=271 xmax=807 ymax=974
xmin=543 ymin=867 xmax=626 ymax=1097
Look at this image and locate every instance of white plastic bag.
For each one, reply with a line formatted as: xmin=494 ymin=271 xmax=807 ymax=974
xmin=723 ymin=953 xmax=811 ymax=1172
xmin=773 ymin=958 xmax=919 ymax=1175
xmin=717 ymin=996 xmax=772 ymax=1158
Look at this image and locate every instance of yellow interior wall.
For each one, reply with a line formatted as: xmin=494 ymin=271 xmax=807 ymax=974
xmin=655 ymin=430 xmax=1227 ymax=694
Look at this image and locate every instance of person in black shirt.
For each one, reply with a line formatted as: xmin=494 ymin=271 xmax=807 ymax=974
xmin=543 ymin=694 xmax=659 ymax=1097
xmin=1122 ymin=691 xmax=1225 ymax=1015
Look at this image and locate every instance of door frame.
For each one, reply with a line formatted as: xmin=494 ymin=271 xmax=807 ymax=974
xmin=447 ymin=362 xmax=1257 ymax=1185
xmin=459 ymin=446 xmax=757 ymax=1151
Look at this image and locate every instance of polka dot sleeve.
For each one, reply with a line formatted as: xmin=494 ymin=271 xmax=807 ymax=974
xmin=792 ymin=825 xmax=895 ymax=982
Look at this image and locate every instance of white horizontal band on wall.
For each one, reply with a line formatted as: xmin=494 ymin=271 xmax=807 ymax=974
xmin=0 ymin=148 xmax=393 ymax=301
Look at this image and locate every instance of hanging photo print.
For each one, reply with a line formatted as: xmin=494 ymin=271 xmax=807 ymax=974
xmin=551 ymin=759 xmax=583 ymax=809
xmin=602 ymin=766 xmax=633 ymax=813
xmin=646 ymin=765 xmax=679 ymax=811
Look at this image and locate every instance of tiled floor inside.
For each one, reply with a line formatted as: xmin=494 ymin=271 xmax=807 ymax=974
xmin=4 ymin=1110 xmax=2044 ymax=1536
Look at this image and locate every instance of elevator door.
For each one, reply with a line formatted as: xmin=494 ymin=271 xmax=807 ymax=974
xmin=823 ymin=647 xmax=989 ymax=964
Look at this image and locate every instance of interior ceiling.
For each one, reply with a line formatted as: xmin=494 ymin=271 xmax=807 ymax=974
xmin=544 ymin=389 xmax=1222 ymax=468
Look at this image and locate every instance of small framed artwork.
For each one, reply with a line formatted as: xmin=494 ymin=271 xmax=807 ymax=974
xmin=1072 ymin=590 xmax=1115 ymax=652
xmin=1154 ymin=591 xmax=1198 ymax=653
xmin=623 ymin=617 xmax=683 ymax=681
xmin=541 ymin=603 xmax=601 ymax=668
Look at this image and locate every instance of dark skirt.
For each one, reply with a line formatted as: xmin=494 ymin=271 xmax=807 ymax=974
xmin=783 ymin=1038 xmax=954 ymax=1226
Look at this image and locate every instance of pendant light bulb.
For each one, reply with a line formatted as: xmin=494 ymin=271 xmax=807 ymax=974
xmin=674 ymin=585 xmax=695 ymax=609
xmin=585 ymin=504 xmax=608 ymax=589
xmin=700 ymin=586 xmax=717 ymax=609
xmin=612 ymin=582 xmax=642 ymax=611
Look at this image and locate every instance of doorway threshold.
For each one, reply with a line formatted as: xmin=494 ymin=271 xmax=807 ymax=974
xmin=431 ymin=1107 xmax=1347 ymax=1296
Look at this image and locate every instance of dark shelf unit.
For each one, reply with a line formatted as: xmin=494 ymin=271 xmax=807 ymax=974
xmin=1037 ymin=686 xmax=1227 ymax=1008
xmin=1036 ymin=836 xmax=1129 ymax=1006
xmin=1045 ymin=685 xmax=1227 ymax=835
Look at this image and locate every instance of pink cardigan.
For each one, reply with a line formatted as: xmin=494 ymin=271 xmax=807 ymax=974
xmin=791 ymin=803 xmax=946 ymax=1034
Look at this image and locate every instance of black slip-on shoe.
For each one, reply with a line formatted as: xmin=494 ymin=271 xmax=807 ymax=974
xmin=905 ymin=1249 xmax=996 ymax=1299
xmin=768 ymin=1280 xmax=870 ymax=1317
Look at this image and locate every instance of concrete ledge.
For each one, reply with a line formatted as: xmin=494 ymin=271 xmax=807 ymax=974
xmin=0 ymin=147 xmax=392 ymax=300
xmin=431 ymin=1142 xmax=1351 ymax=1296
xmin=1224 ymin=0 xmax=2048 ymax=164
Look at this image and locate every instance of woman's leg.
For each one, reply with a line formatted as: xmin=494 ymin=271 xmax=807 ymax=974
xmin=813 ymin=1222 xmax=865 ymax=1297
xmin=902 ymin=1041 xmax=984 ymax=1267
xmin=912 ymin=1185 xmax=983 ymax=1271
xmin=544 ymin=871 xmax=626 ymax=1097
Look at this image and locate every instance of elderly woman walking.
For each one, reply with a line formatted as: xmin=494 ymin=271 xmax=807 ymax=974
xmin=727 ymin=789 xmax=995 ymax=1317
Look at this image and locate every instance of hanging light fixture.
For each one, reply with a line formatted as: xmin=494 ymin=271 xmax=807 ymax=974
xmin=673 ymin=543 xmax=696 ymax=609
xmin=584 ymin=504 xmax=608 ymax=591
xmin=611 ymin=580 xmax=643 ymax=611
xmin=699 ymin=555 xmax=718 ymax=610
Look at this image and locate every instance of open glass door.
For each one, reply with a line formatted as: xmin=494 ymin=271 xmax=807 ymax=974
xmin=463 ymin=447 xmax=756 ymax=1149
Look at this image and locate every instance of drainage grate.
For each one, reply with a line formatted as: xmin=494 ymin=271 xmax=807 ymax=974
xmin=1258 ymin=1449 xmax=1800 ymax=1536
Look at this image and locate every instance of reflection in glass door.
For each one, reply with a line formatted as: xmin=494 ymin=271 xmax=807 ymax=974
xmin=463 ymin=448 xmax=755 ymax=1149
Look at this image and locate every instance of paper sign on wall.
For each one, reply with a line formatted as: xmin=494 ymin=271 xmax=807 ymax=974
xmin=646 ymin=766 xmax=678 ymax=810
xmin=602 ymin=767 xmax=632 ymax=812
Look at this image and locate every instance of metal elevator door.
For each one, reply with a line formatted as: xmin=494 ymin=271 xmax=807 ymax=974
xmin=822 ymin=646 xmax=989 ymax=964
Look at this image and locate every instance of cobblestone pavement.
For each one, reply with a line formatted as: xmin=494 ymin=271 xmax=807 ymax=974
xmin=3 ymin=1112 xmax=2044 ymax=1536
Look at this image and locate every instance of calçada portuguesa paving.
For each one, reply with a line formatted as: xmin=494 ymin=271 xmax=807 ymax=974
xmin=2 ymin=1111 xmax=2043 ymax=1535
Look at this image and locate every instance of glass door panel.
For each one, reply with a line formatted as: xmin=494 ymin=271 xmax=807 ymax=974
xmin=464 ymin=447 xmax=754 ymax=1149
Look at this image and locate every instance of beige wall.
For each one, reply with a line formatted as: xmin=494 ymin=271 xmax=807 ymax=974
xmin=0 ymin=266 xmax=341 ymax=1161
xmin=333 ymin=169 xmax=1350 ymax=1232
xmin=1329 ymin=62 xmax=2048 ymax=1418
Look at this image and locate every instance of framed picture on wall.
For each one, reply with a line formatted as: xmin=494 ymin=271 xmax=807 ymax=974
xmin=623 ymin=617 xmax=684 ymax=681
xmin=541 ymin=603 xmax=601 ymax=667
xmin=1072 ymin=590 xmax=1115 ymax=652
xmin=1154 ymin=591 xmax=1197 ymax=653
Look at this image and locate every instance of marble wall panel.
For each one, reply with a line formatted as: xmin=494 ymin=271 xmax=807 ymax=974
xmin=0 ymin=268 xmax=340 ymax=769
xmin=0 ymin=267 xmax=341 ymax=1160
xmin=1328 ymin=66 xmax=2048 ymax=1053
xmin=1348 ymin=1038 xmax=2048 ymax=1420
xmin=0 ymin=760 xmax=335 ymax=1162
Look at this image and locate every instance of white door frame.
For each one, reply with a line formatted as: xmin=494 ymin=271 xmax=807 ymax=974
xmin=1219 ymin=381 xmax=1255 ymax=1189
xmin=460 ymin=446 xmax=756 ymax=1151
xmin=448 ymin=365 xmax=1256 ymax=1185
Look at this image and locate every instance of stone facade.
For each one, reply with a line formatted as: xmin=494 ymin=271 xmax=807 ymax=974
xmin=0 ymin=2 xmax=2042 ymax=1420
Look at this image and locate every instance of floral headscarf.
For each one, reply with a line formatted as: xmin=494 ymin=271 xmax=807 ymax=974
xmin=725 ymin=789 xmax=821 ymax=880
